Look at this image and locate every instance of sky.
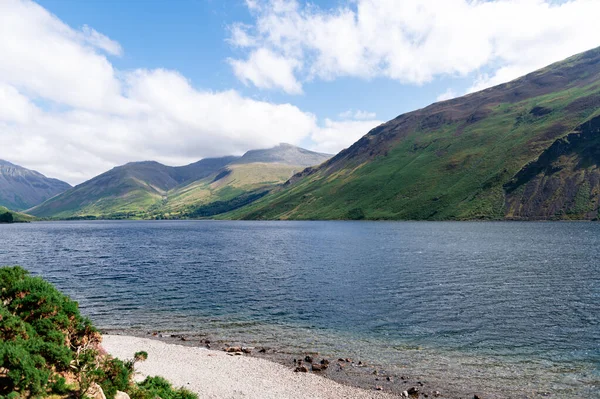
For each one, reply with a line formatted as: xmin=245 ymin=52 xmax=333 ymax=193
xmin=0 ymin=0 xmax=599 ymax=185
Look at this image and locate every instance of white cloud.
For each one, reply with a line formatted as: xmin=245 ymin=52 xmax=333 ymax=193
xmin=339 ymin=109 xmax=377 ymax=120
xmin=230 ymin=0 xmax=600 ymax=92
xmin=310 ymin=118 xmax=382 ymax=154
xmin=436 ymin=88 xmax=457 ymax=102
xmin=0 ymin=0 xmax=329 ymax=184
xmin=229 ymin=48 xmax=303 ymax=94
xmin=80 ymin=25 xmax=123 ymax=56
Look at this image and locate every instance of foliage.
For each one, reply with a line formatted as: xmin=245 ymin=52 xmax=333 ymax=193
xmin=0 ymin=266 xmax=197 ymax=399
xmin=0 ymin=266 xmax=98 ymax=396
xmin=0 ymin=212 xmax=13 ymax=223
xmin=129 ymin=377 xmax=197 ymax=399
xmin=0 ymin=206 xmax=35 ymax=223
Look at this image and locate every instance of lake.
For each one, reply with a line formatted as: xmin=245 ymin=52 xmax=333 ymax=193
xmin=1 ymin=220 xmax=598 ymax=397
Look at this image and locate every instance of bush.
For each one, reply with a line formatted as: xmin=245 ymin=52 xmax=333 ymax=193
xmin=0 ymin=266 xmax=99 ymax=396
xmin=98 ymin=358 xmax=131 ymax=399
xmin=129 ymin=376 xmax=196 ymax=399
xmin=0 ymin=266 xmax=198 ymax=399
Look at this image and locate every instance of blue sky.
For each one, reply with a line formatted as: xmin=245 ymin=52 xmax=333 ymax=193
xmin=36 ymin=0 xmax=445 ymax=122
xmin=0 ymin=0 xmax=598 ymax=184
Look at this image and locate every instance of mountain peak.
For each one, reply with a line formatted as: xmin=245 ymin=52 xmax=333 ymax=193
xmin=235 ymin=144 xmax=332 ymax=167
xmin=0 ymin=160 xmax=71 ymax=211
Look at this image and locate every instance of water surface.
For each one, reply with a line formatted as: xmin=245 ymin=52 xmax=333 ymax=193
xmin=1 ymin=221 xmax=598 ymax=397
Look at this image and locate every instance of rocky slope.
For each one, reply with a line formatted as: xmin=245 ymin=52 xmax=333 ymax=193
xmin=0 ymin=160 xmax=71 ymax=210
xmin=228 ymin=46 xmax=600 ymax=220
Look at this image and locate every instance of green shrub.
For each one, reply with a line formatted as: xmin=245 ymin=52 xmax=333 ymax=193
xmin=0 ymin=266 xmax=198 ymax=399
xmin=98 ymin=357 xmax=132 ymax=399
xmin=0 ymin=266 xmax=99 ymax=396
xmin=50 ymin=376 xmax=69 ymax=395
xmin=129 ymin=376 xmax=196 ymax=399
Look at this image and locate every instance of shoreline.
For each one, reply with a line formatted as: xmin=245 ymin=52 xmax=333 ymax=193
xmin=101 ymin=331 xmax=490 ymax=399
xmin=101 ymin=334 xmax=401 ymax=399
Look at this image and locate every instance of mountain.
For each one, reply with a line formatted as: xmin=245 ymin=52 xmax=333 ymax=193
xmin=157 ymin=144 xmax=332 ymax=217
xmin=232 ymin=143 xmax=331 ymax=166
xmin=28 ymin=144 xmax=331 ymax=219
xmin=27 ymin=156 xmax=237 ymax=219
xmin=0 ymin=160 xmax=71 ymax=210
xmin=228 ymin=46 xmax=600 ymax=221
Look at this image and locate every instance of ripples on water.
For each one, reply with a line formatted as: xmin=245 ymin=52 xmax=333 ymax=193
xmin=1 ymin=220 xmax=598 ymax=397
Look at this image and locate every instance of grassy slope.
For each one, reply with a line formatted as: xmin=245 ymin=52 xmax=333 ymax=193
xmin=28 ymin=162 xmax=302 ymax=219
xmin=0 ymin=205 xmax=35 ymax=222
xmin=228 ymin=49 xmax=600 ymax=220
xmin=155 ymin=163 xmax=302 ymax=217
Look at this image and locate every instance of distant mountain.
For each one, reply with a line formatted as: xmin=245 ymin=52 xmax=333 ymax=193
xmin=228 ymin=46 xmax=600 ymax=220
xmin=28 ymin=144 xmax=331 ymax=219
xmin=233 ymin=143 xmax=331 ymax=166
xmin=27 ymin=156 xmax=237 ymax=219
xmin=0 ymin=160 xmax=71 ymax=210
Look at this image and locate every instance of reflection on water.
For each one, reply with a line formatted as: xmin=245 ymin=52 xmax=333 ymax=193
xmin=1 ymin=220 xmax=598 ymax=397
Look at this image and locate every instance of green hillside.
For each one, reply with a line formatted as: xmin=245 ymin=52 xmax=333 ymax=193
xmin=27 ymin=157 xmax=237 ymax=219
xmin=159 ymin=163 xmax=304 ymax=217
xmin=27 ymin=144 xmax=330 ymax=219
xmin=227 ymin=47 xmax=600 ymax=221
xmin=0 ymin=205 xmax=35 ymax=222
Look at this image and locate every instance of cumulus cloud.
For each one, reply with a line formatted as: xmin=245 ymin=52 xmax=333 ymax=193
xmin=0 ymin=0 xmax=327 ymax=184
xmin=310 ymin=118 xmax=382 ymax=154
xmin=229 ymin=48 xmax=303 ymax=94
xmin=230 ymin=0 xmax=600 ymax=93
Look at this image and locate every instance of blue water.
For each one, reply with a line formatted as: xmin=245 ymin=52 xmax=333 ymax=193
xmin=1 ymin=221 xmax=598 ymax=397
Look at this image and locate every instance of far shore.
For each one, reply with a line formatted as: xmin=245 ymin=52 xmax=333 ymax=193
xmin=102 ymin=334 xmax=399 ymax=399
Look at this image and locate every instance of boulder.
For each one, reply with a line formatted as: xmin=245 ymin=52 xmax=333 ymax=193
xmin=304 ymin=355 xmax=313 ymax=363
xmin=311 ymin=364 xmax=323 ymax=371
xmin=294 ymin=365 xmax=309 ymax=372
xmin=86 ymin=383 xmax=106 ymax=399
xmin=224 ymin=346 xmax=242 ymax=353
xmin=115 ymin=391 xmax=130 ymax=399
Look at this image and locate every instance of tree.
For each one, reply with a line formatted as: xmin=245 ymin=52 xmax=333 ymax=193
xmin=0 ymin=212 xmax=13 ymax=223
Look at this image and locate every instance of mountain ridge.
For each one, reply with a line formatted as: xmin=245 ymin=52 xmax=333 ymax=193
xmin=0 ymin=160 xmax=71 ymax=210
xmin=226 ymin=46 xmax=600 ymax=221
xmin=28 ymin=144 xmax=331 ymax=219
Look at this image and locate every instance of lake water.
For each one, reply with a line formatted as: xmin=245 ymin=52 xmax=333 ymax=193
xmin=1 ymin=221 xmax=598 ymax=397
